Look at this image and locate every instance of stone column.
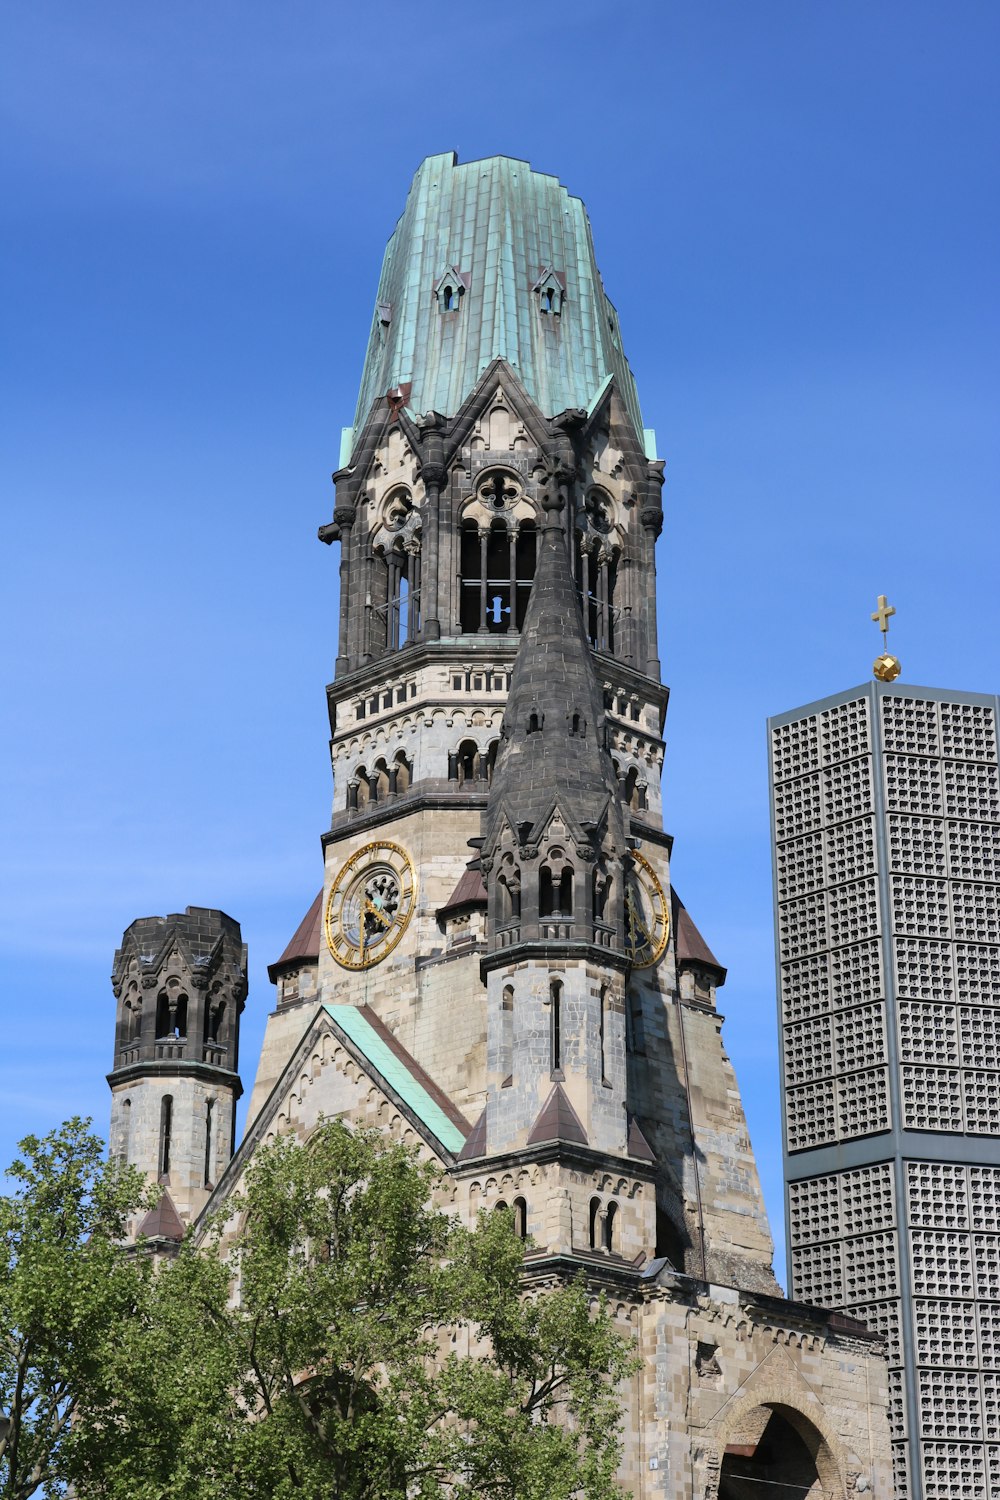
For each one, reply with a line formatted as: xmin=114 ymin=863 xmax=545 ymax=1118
xmin=334 ymin=506 xmax=355 ymax=676
xmin=417 ymin=419 xmax=445 ymax=641
xmin=641 ymin=460 xmax=665 ymax=678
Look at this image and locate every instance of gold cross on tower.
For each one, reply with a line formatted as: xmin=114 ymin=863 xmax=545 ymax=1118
xmin=871 ymin=594 xmax=896 ymax=642
xmin=871 ymin=594 xmax=901 ymax=682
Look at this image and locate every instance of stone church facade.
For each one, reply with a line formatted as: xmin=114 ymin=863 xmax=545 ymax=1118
xmin=107 ymin=153 xmax=893 ymax=1497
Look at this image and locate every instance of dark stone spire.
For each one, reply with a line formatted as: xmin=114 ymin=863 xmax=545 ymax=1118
xmin=483 ymin=468 xmax=625 ymax=859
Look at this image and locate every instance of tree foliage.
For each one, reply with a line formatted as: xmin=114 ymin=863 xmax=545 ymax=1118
xmin=0 ymin=1119 xmax=153 ymax=1499
xmin=3 ymin=1119 xmax=638 ymax=1499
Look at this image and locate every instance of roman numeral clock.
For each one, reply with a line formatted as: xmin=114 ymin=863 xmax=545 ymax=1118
xmin=325 ymin=840 xmax=416 ymax=970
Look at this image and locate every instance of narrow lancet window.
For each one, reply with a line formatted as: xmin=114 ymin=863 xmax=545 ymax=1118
xmin=501 ymin=985 xmax=514 ymax=1084
xmin=550 ymin=979 xmax=562 ymax=1074
xmin=159 ymin=1095 xmax=173 ymax=1179
xmin=204 ymin=1099 xmax=214 ymax=1187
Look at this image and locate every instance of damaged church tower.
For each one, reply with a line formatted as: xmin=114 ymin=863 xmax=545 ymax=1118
xmin=115 ymin=153 xmax=893 ymax=1494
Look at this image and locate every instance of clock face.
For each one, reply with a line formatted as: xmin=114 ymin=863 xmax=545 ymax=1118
xmin=624 ymin=850 xmax=670 ymax=969
xmin=325 ymin=840 xmax=416 ymax=970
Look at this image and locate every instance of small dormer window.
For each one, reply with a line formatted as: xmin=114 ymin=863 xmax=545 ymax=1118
xmin=533 ymin=268 xmax=564 ymax=317
xmin=434 ymin=264 xmax=468 ymax=313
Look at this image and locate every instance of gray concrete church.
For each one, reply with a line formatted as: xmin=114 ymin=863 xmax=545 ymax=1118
xmin=106 ymin=153 xmax=893 ymax=1497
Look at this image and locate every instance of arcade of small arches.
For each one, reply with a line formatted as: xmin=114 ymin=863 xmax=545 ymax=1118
xmin=118 ymin=977 xmax=229 ymax=1057
xmin=344 ymin=737 xmax=502 ymax=812
xmin=495 ymin=851 xmax=614 ymax=934
xmin=347 ymin=751 xmax=413 ymax=812
xmin=365 ymin=471 xmax=628 ymax=654
xmin=342 ymin=738 xmax=649 ymax=815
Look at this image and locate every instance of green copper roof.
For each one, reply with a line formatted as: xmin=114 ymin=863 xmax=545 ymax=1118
xmin=352 ymin=153 xmax=644 ymax=445
xmin=323 ymin=1003 xmax=467 ymax=1154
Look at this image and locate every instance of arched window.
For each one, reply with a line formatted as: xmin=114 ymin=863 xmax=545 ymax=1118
xmin=550 ymin=979 xmax=562 ymax=1074
xmin=204 ymin=1098 xmax=214 ymax=1188
xmin=372 ymin=546 xmax=419 ymax=652
xmin=512 ymin=1196 xmax=527 ymax=1240
xmin=204 ymin=997 xmax=226 ymax=1045
xmin=159 ymin=1095 xmax=173 ymax=1179
xmin=354 ymin=769 xmax=371 ymax=811
xmin=494 ymin=1199 xmax=508 ymax=1215
xmin=574 ymin=535 xmax=618 ymax=654
xmin=593 ymin=866 xmax=611 ymax=923
xmin=156 ymin=990 xmax=187 ymax=1039
xmin=121 ymin=1098 xmax=131 ymax=1163
xmin=540 ymin=865 xmax=573 ymax=918
xmin=589 ymin=1197 xmax=601 ymax=1251
xmin=501 ymin=985 xmax=514 ymax=1082
xmin=373 ymin=760 xmax=390 ymax=802
xmin=599 ymin=985 xmax=608 ymax=1082
xmin=604 ymin=1201 xmax=618 ymax=1254
xmin=498 ymin=854 xmax=521 ymax=924
xmin=443 ymin=284 xmax=455 ymax=311
xmin=486 ymin=739 xmax=499 ymax=782
xmin=392 ymin=752 xmax=411 ymax=794
xmin=460 ymin=515 xmax=537 ymax=634
xmin=456 ymin=739 xmax=481 ymax=785
xmin=621 ymin=766 xmax=645 ymax=812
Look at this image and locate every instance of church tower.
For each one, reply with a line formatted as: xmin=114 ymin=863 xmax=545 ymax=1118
xmin=108 ymin=907 xmax=246 ymax=1232
xmin=247 ymin=152 xmax=777 ymax=1290
xmin=191 ymin=153 xmax=893 ymax=1497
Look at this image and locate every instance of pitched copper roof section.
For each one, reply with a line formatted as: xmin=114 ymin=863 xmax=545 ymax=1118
xmin=526 ymin=1084 xmax=588 ymax=1146
xmin=268 ymin=891 xmax=323 ymax=982
xmin=437 ymin=863 xmax=487 ymax=917
xmin=353 ymin=1004 xmax=472 ymax=1146
xmin=456 ymin=1107 xmax=488 ymax=1162
xmin=626 ymin=1115 xmax=656 ymax=1162
xmin=136 ymin=1190 xmax=185 ymax=1243
xmin=671 ymin=891 xmax=726 ymax=981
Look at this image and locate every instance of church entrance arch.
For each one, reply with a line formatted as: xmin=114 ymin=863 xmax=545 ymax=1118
xmin=714 ymin=1401 xmax=844 ymax=1500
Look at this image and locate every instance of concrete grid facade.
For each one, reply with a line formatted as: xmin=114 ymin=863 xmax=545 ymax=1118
xmin=770 ymin=680 xmax=1000 ymax=1499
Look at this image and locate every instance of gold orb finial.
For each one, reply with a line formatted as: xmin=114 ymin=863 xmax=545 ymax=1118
xmin=871 ymin=594 xmax=900 ymax=681
xmin=874 ymin=652 xmax=902 ymax=682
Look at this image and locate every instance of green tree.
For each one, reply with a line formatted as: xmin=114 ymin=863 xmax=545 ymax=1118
xmin=0 ymin=1118 xmax=153 ymax=1499
xmin=87 ymin=1120 xmax=639 ymax=1500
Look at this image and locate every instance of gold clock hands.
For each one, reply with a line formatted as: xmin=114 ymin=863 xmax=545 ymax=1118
xmin=625 ymin=887 xmax=652 ymax=948
xmin=363 ymin=897 xmax=392 ymax=929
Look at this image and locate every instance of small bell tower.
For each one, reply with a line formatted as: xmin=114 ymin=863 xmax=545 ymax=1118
xmin=108 ymin=907 xmax=246 ymax=1231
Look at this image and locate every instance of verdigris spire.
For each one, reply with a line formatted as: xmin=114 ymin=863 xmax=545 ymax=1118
xmin=351 ymin=153 xmax=645 ymax=447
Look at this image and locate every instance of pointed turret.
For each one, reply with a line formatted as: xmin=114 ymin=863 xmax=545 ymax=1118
xmin=467 ymin=455 xmax=649 ymax=1252
xmin=483 ymin=475 xmax=625 ymax=872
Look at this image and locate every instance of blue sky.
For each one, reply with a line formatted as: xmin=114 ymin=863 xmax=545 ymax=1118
xmin=3 ymin=0 xmax=998 ymax=1285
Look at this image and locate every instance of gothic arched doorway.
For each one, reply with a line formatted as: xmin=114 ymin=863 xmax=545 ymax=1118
xmin=718 ymin=1404 xmax=839 ymax=1500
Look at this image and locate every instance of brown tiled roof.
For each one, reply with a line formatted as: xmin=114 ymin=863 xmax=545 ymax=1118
xmin=671 ymin=891 xmax=726 ymax=979
xmin=437 ymin=863 xmax=487 ymax=916
xmin=526 ymin=1084 xmax=588 ymax=1146
xmin=268 ymin=891 xmax=323 ymax=981
xmin=136 ymin=1190 xmax=185 ymax=1243
xmin=626 ymin=1115 xmax=656 ymax=1162
xmin=456 ymin=1106 xmax=488 ymax=1161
